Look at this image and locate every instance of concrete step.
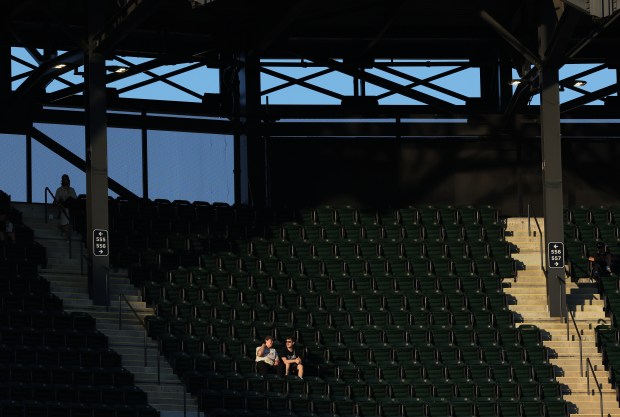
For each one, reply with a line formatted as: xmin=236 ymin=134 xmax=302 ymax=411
xmin=505 ymin=220 xmax=619 ymax=417
xmin=512 ymin=253 xmax=547 ymax=264
xmin=130 ymin=371 xmax=180 ymax=384
xmin=514 ymin=271 xmax=547 ymax=279
xmin=509 ymin=304 xmax=550 ymax=311
xmin=98 ymin=320 xmax=150 ymax=331
xmin=16 ymin=202 xmax=198 ymax=416
xmin=505 ymin=286 xmax=550 ymax=294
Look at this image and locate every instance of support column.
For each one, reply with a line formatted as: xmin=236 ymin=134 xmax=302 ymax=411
xmin=233 ymin=54 xmax=264 ymax=206
xmin=540 ymin=66 xmax=565 ymax=317
xmin=480 ymin=59 xmax=500 ymax=111
xmin=498 ymin=56 xmax=514 ymax=112
xmin=141 ymin=111 xmax=149 ymax=199
xmin=0 ymin=41 xmax=9 ymax=104
xmin=0 ymin=37 xmax=11 ymax=132
xmin=26 ymin=134 xmax=32 ymax=203
xmin=539 ymin=4 xmax=565 ymax=317
xmin=85 ymin=2 xmax=110 ymax=306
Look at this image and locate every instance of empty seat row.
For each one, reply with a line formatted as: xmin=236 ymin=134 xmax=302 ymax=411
xmin=0 ymin=364 xmax=134 ymax=386
xmin=0 ymin=382 xmax=146 ymax=404
xmin=0 ymin=311 xmax=95 ymax=332
xmin=0 ymin=347 xmax=122 ymax=369
xmin=0 ymin=399 xmax=159 ymax=417
xmin=199 ymin=389 xmax=564 ymax=417
xmin=565 ymin=205 xmax=620 ymax=227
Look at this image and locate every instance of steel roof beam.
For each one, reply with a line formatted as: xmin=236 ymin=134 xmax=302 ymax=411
xmin=566 ymin=10 xmax=620 ymax=58
xmin=542 ymin=4 xmax=582 ymax=66
xmin=250 ymin=0 xmax=309 ymax=57
xmin=29 ymin=126 xmax=136 ymax=198
xmin=376 ymin=66 xmax=468 ymax=100
xmin=479 ymin=9 xmax=542 ymax=69
xmin=366 ymin=0 xmax=408 ymax=52
xmin=261 ymin=66 xmax=345 ymax=100
xmin=14 ymin=49 xmax=82 ymax=98
xmin=92 ymin=0 xmax=164 ymax=54
xmin=45 ymin=56 xmax=182 ymax=102
xmin=379 ymin=66 xmax=469 ymax=102
xmin=114 ymin=57 xmax=204 ymax=99
xmin=301 ymin=55 xmax=464 ymax=115
xmin=560 ymin=82 xmax=620 ymax=112
xmin=261 ymin=68 xmax=334 ymax=96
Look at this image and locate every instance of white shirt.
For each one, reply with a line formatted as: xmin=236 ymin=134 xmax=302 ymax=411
xmin=255 ymin=346 xmax=278 ymax=365
xmin=55 ymin=186 xmax=77 ymax=204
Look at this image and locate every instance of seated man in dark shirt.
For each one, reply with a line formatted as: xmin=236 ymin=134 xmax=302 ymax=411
xmin=278 ymin=337 xmax=304 ymax=378
xmin=589 ymin=242 xmax=613 ymax=279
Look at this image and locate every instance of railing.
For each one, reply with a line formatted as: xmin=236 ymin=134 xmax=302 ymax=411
xmin=80 ymin=253 xmax=111 ymax=308
xmin=44 ymin=187 xmax=72 ymax=258
xmin=103 ymin=265 xmax=110 ymax=310
xmin=118 ymin=293 xmax=161 ymax=384
xmin=527 ymin=203 xmax=545 ymax=275
xmin=117 ymin=296 xmax=198 ymax=416
xmin=567 ymin=308 xmax=583 ymax=377
xmin=586 ymin=357 xmax=603 ymax=417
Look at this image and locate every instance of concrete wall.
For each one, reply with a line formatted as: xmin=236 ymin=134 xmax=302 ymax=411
xmin=266 ymin=136 xmax=620 ymax=217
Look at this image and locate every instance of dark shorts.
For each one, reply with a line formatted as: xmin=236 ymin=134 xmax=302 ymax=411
xmin=256 ymin=361 xmax=277 ymax=375
xmin=288 ymin=363 xmax=299 ymax=374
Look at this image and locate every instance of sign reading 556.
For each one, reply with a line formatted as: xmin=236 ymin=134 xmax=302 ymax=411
xmin=547 ymin=242 xmax=564 ymax=268
xmin=93 ymin=229 xmax=109 ymax=257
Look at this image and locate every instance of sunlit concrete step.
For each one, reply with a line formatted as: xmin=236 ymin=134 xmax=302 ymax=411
xmin=541 ymin=325 xmax=600 ymax=335
xmin=570 ymin=304 xmax=606 ymax=311
xmin=554 ymin=364 xmax=607 ymax=375
xmin=512 ymin=253 xmax=547 ymax=264
xmin=545 ymin=343 xmax=599 ymax=352
xmin=556 ymin=378 xmax=613 ymax=389
xmin=571 ymin=404 xmax=620 ymax=413
xmin=512 ymin=313 xmax=553 ymax=321
xmin=553 ymin=362 xmax=600 ymax=371
xmin=512 ymin=274 xmax=545 ymax=282
xmin=572 ymin=407 xmax=620 ymax=415
xmin=510 ymin=247 xmax=540 ymax=254
xmin=506 ymin=275 xmax=546 ymax=282
xmin=504 ymin=287 xmax=548 ymax=294
xmin=568 ymin=393 xmax=617 ymax=402
xmin=506 ymin=217 xmax=544 ymax=226
xmin=544 ymin=334 xmax=597 ymax=342
xmin=513 ymin=267 xmax=545 ymax=274
xmin=574 ymin=413 xmax=620 ymax=417
xmin=505 ymin=296 xmax=547 ymax=305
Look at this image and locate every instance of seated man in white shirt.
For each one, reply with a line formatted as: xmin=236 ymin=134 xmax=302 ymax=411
xmin=255 ymin=336 xmax=280 ymax=375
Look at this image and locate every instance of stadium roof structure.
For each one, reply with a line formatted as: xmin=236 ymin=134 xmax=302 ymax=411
xmin=2 ymin=0 xmax=620 ymax=134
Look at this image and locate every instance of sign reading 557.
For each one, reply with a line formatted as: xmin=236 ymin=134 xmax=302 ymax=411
xmin=547 ymin=242 xmax=564 ymax=268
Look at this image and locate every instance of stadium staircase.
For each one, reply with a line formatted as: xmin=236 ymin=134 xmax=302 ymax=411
xmin=14 ymin=202 xmax=201 ymax=417
xmin=505 ymin=217 xmax=619 ymax=417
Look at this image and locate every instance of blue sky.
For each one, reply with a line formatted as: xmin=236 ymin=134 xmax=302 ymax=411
xmin=1 ymin=48 xmax=617 ymax=204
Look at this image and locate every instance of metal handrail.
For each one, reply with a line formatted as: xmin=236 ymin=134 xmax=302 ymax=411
xmin=119 ymin=293 xmax=161 ymax=384
xmin=586 ymin=357 xmax=603 ymax=417
xmin=44 ymin=187 xmax=72 ymax=258
xmin=567 ymin=308 xmax=583 ymax=377
xmin=103 ymin=265 xmax=110 ymax=310
xmin=527 ymin=203 xmax=546 ymax=275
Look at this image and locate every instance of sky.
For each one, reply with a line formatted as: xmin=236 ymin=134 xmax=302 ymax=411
xmin=1 ymin=47 xmax=618 ymax=204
